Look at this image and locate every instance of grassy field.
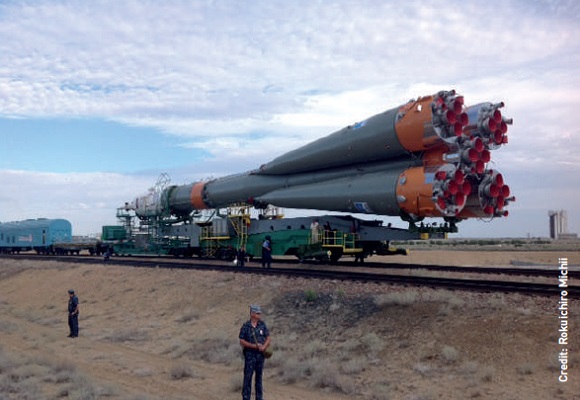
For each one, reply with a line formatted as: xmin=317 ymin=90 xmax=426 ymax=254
xmin=0 ymin=251 xmax=578 ymax=399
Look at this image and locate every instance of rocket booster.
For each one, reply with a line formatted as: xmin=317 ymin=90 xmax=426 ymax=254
xmin=129 ymin=90 xmax=514 ymax=223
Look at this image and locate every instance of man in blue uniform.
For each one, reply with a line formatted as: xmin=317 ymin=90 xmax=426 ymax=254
xmin=239 ymin=304 xmax=271 ymax=400
xmin=261 ymin=236 xmax=272 ymax=268
xmin=67 ymin=289 xmax=79 ymax=338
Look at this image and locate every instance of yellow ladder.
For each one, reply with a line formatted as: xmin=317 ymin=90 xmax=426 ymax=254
xmin=228 ymin=204 xmax=250 ymax=251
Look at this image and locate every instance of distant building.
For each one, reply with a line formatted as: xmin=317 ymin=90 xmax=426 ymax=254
xmin=548 ymin=210 xmax=577 ymax=239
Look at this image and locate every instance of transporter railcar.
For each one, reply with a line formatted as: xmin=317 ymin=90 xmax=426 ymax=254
xmin=0 ymin=218 xmax=105 ymax=255
xmin=103 ymin=204 xmax=450 ymax=262
xmin=0 ymin=218 xmax=72 ymax=254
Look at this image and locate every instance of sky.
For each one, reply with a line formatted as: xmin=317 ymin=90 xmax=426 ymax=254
xmin=1 ymin=0 xmax=579 ymax=238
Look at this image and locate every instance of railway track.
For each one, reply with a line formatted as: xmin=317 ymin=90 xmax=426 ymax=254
xmin=320 ymin=259 xmax=570 ymax=277
xmin=4 ymin=252 xmax=570 ymax=276
xmin=2 ymin=254 xmax=576 ymax=298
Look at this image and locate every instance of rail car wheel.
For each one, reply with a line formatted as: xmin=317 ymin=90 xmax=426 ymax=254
xmin=328 ymin=248 xmax=343 ymax=263
xmin=216 ymin=247 xmax=236 ymax=260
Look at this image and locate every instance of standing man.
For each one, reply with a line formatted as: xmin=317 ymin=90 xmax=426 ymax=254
xmin=103 ymin=247 xmax=111 ymax=262
xmin=237 ymin=246 xmax=247 ymax=267
xmin=310 ymin=219 xmax=320 ymax=243
xmin=239 ymin=305 xmax=271 ymax=400
xmin=261 ymin=236 xmax=272 ymax=268
xmin=67 ymin=289 xmax=79 ymax=338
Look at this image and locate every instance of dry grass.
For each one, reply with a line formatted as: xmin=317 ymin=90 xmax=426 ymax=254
xmin=169 ymin=363 xmax=197 ymax=380
xmin=441 ymin=345 xmax=459 ymax=364
xmin=0 ymin=345 xmax=104 ymax=400
xmin=361 ymin=332 xmax=384 ymax=356
xmin=302 ymin=339 xmax=326 ymax=359
xmin=516 ymin=362 xmax=536 ymax=375
xmin=308 ymin=361 xmax=356 ymax=394
xmin=413 ymin=362 xmax=433 ymax=376
xmin=479 ymin=366 xmax=495 ymax=383
xmin=0 ymin=320 xmax=17 ymax=333
xmin=368 ymin=381 xmax=390 ymax=400
xmin=241 ymin=283 xmax=575 ymax=397
xmin=104 ymin=328 xmax=149 ymax=342
xmin=374 ymin=290 xmax=419 ymax=307
xmin=175 ymin=310 xmax=199 ymax=323
xmin=0 ymin=254 xmax=577 ymax=400
xmin=340 ymin=357 xmax=366 ymax=375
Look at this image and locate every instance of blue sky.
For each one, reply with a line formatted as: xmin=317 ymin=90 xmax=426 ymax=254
xmin=1 ymin=0 xmax=579 ymax=237
xmin=0 ymin=118 xmax=208 ymax=173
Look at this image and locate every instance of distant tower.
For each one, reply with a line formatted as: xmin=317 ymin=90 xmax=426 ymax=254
xmin=548 ymin=210 xmax=568 ymax=239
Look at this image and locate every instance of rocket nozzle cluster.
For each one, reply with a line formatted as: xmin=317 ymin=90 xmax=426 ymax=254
xmin=425 ymin=90 xmax=514 ymax=218
xmin=477 ymin=170 xmax=513 ymax=217
xmin=433 ymin=90 xmax=470 ymax=140
xmin=433 ymin=165 xmax=472 ymax=216
xmin=464 ymin=101 xmax=510 ymax=149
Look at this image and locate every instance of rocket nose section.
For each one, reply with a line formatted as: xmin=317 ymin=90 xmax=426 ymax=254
xmin=132 ymin=190 xmax=163 ymax=217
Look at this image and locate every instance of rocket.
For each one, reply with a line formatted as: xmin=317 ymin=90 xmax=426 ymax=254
xmin=128 ymin=90 xmax=514 ymax=225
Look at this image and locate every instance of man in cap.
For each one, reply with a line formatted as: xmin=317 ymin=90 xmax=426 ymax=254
xmin=67 ymin=289 xmax=80 ymax=338
xmin=261 ymin=236 xmax=272 ymax=268
xmin=239 ymin=304 xmax=271 ymax=400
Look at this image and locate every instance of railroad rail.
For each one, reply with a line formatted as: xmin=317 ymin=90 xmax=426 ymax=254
xmin=2 ymin=254 xmax=576 ymax=298
xmin=2 ymin=252 xmax=573 ymax=277
xmin=326 ymin=260 xmax=574 ymax=277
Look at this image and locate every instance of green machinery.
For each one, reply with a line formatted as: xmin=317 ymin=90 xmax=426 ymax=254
xmin=102 ymin=202 xmax=434 ymax=261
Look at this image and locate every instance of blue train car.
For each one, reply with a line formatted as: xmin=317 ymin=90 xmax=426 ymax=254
xmin=0 ymin=218 xmax=72 ymax=253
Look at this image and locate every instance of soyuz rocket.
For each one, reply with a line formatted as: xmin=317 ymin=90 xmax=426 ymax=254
xmin=129 ymin=90 xmax=514 ymax=225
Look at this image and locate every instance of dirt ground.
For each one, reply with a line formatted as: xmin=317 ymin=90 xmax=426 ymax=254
xmin=0 ymin=250 xmax=578 ymax=400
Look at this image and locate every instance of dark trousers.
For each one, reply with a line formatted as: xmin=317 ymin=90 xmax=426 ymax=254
xmin=261 ymin=252 xmax=271 ymax=268
xmin=68 ymin=313 xmax=79 ymax=337
xmin=237 ymin=255 xmax=245 ymax=267
xmin=242 ymin=352 xmax=264 ymax=400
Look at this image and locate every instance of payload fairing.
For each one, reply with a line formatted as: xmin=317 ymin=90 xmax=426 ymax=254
xmin=129 ymin=90 xmax=514 ymax=226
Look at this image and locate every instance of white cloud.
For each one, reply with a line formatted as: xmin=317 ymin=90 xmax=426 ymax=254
xmin=0 ymin=170 xmax=155 ymax=235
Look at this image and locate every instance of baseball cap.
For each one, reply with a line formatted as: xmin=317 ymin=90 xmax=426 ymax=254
xmin=250 ymin=304 xmax=262 ymax=314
